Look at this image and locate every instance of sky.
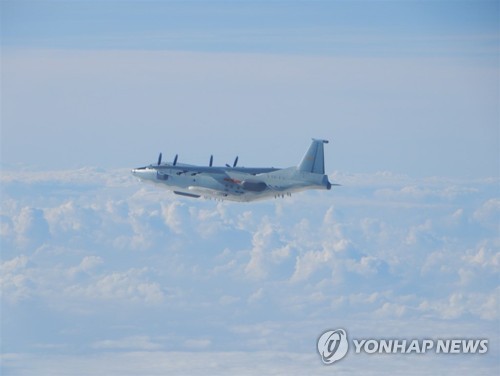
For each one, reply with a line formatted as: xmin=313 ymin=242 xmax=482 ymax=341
xmin=1 ymin=1 xmax=499 ymax=375
xmin=1 ymin=0 xmax=498 ymax=177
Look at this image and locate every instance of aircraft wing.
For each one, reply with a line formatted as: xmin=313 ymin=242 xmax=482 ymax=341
xmin=156 ymin=164 xmax=227 ymax=176
xmin=201 ymin=169 xmax=249 ymax=187
xmin=156 ymin=164 xmax=278 ymax=176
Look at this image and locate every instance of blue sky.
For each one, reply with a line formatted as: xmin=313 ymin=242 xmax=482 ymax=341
xmin=2 ymin=1 xmax=498 ymax=54
xmin=1 ymin=1 xmax=499 ymax=375
xmin=1 ymin=0 xmax=499 ymax=177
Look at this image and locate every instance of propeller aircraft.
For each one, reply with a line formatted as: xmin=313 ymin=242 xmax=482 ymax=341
xmin=131 ymin=139 xmax=335 ymax=202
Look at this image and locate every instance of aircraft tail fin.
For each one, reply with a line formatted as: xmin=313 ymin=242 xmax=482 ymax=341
xmin=298 ymin=139 xmax=328 ymax=174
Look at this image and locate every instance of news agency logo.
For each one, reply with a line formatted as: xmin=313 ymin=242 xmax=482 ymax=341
xmin=317 ymin=329 xmax=349 ymax=364
xmin=317 ymin=328 xmax=489 ymax=365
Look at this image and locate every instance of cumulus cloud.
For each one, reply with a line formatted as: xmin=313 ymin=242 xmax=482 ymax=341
xmin=67 ymin=256 xmax=104 ymax=278
xmin=245 ymin=218 xmax=280 ymax=279
xmin=14 ymin=207 xmax=50 ymax=248
xmin=463 ymin=241 xmax=500 ymax=271
xmin=1 ymin=254 xmax=29 ymax=274
xmin=65 ymin=268 xmax=165 ymax=304
xmin=1 ymin=168 xmax=498 ymax=374
xmin=0 ymin=255 xmax=31 ymax=303
xmin=291 ymin=249 xmax=332 ymax=282
xmin=375 ymin=302 xmax=407 ymax=318
xmin=473 ymin=198 xmax=500 ymax=229
xmin=162 ymin=202 xmax=184 ymax=234
xmin=419 ymin=289 xmax=499 ymax=321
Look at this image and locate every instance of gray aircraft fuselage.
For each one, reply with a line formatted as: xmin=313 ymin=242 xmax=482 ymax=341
xmin=132 ymin=139 xmax=333 ymax=202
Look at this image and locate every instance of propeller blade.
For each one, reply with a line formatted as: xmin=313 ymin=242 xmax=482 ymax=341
xmin=173 ymin=154 xmax=178 ymax=166
xmin=233 ymin=156 xmax=238 ymax=168
xmin=209 ymin=155 xmax=213 ymax=167
xmin=157 ymin=153 xmax=162 ymax=166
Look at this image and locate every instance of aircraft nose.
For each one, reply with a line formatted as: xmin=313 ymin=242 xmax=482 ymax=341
xmin=131 ymin=167 xmax=146 ymax=177
xmin=131 ymin=167 xmax=155 ymax=181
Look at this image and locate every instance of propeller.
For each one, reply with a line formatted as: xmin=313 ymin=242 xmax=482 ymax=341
xmin=209 ymin=155 xmax=213 ymax=167
xmin=157 ymin=153 xmax=162 ymax=166
xmin=225 ymin=156 xmax=238 ymax=168
xmin=173 ymin=154 xmax=178 ymax=166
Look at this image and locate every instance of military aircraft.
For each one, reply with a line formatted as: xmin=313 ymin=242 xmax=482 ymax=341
xmin=131 ymin=139 xmax=335 ymax=202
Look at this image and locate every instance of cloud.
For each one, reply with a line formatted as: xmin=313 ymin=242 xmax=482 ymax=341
xmin=244 ymin=217 xmax=281 ymax=279
xmin=0 ymin=255 xmax=29 ymax=274
xmin=290 ymin=249 xmax=332 ymax=283
xmin=404 ymin=219 xmax=434 ymax=246
xmin=65 ymin=268 xmax=165 ymax=304
xmin=345 ymin=256 xmax=381 ymax=276
xmin=14 ymin=207 xmax=50 ymax=248
xmin=374 ymin=184 xmax=480 ymax=202
xmin=0 ymin=255 xmax=31 ymax=303
xmin=375 ymin=302 xmax=407 ymax=318
xmin=92 ymin=336 xmax=163 ymax=350
xmin=79 ymin=255 xmax=103 ymax=271
xmin=463 ymin=241 xmax=500 ymax=271
xmin=248 ymin=288 xmax=264 ymax=304
xmin=183 ymin=338 xmax=212 ymax=350
xmin=3 ymin=349 xmax=498 ymax=376
xmin=1 ymin=168 xmax=498 ymax=374
xmin=67 ymin=256 xmax=104 ymax=278
xmin=162 ymin=202 xmax=184 ymax=234
xmin=419 ymin=289 xmax=499 ymax=321
xmin=473 ymin=198 xmax=500 ymax=229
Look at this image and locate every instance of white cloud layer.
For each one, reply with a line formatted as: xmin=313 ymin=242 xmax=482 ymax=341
xmin=1 ymin=168 xmax=498 ymax=374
